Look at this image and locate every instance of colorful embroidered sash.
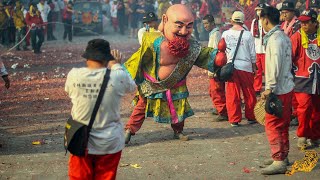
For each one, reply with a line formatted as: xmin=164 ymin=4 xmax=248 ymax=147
xmin=143 ymin=72 xmax=186 ymax=124
xmin=138 ymin=39 xmax=201 ymax=97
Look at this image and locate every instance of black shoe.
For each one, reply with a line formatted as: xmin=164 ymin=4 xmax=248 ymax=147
xmin=173 ymin=132 xmax=189 ymax=141
xmin=16 ymin=48 xmax=21 ymax=51
xmin=214 ymin=115 xmax=228 ymax=122
xmin=211 ymin=108 xmax=218 ymax=115
xmin=247 ymin=119 xmax=257 ymax=124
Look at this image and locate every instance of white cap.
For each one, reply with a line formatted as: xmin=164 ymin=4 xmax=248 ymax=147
xmin=232 ymin=11 xmax=245 ymax=23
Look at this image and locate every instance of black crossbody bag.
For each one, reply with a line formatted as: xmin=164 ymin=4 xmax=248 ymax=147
xmin=64 ymin=69 xmax=111 ymax=156
xmin=216 ymin=30 xmax=244 ymax=82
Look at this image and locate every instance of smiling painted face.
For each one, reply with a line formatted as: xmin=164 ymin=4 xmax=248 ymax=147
xmin=161 ymin=4 xmax=194 ymax=41
xmin=159 ymin=5 xmax=194 ymax=57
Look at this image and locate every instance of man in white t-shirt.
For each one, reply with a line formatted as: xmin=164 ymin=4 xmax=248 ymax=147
xmin=65 ymin=39 xmax=136 ymax=179
xmin=202 ymin=14 xmax=228 ymax=122
xmin=138 ymin=12 xmax=159 ymax=45
xmin=251 ymin=3 xmax=268 ymax=96
xmin=221 ymin=11 xmax=257 ymax=127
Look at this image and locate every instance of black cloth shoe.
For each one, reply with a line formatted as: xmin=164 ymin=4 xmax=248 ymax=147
xmin=211 ymin=108 xmax=218 ymax=115
xmin=247 ymin=119 xmax=257 ymax=124
xmin=213 ymin=115 xmax=228 ymax=122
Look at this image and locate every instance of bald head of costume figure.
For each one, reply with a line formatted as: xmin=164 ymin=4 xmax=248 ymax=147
xmin=158 ymin=4 xmax=194 ymax=58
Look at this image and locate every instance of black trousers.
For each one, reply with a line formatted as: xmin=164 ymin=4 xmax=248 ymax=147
xmin=47 ymin=12 xmax=56 ymax=40
xmin=0 ymin=28 xmax=9 ymax=46
xmin=63 ymin=19 xmax=72 ymax=41
xmin=118 ymin=14 xmax=125 ymax=35
xmin=30 ymin=28 xmax=44 ymax=52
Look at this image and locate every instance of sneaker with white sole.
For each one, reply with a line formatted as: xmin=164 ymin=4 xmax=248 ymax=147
xmin=263 ymin=158 xmax=289 ymax=166
xmin=230 ymin=122 xmax=239 ymax=127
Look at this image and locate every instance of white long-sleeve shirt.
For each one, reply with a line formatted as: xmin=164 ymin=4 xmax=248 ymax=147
xmin=65 ymin=64 xmax=136 ymax=155
xmin=37 ymin=2 xmax=51 ymax=22
xmin=265 ymin=29 xmax=294 ymax=95
xmin=207 ymin=27 xmax=221 ymax=76
xmin=222 ymin=29 xmax=256 ymax=73
xmin=208 ymin=27 xmax=221 ymax=49
xmin=250 ymin=19 xmax=266 ymax=54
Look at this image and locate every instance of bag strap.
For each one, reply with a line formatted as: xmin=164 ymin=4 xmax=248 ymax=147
xmin=231 ymin=30 xmax=244 ymax=64
xmin=87 ymin=69 xmax=111 ymax=131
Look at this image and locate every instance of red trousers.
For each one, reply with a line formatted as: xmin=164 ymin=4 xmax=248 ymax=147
xmin=265 ymin=91 xmax=292 ymax=161
xmin=209 ymin=78 xmax=227 ymax=116
xmin=125 ymin=95 xmax=185 ymax=134
xmin=69 ymin=151 xmax=122 ymax=180
xmin=296 ymin=93 xmax=320 ymax=140
xmin=253 ymin=54 xmax=265 ymax=92
xmin=292 ymin=93 xmax=298 ymax=117
xmin=226 ymin=70 xmax=256 ymax=123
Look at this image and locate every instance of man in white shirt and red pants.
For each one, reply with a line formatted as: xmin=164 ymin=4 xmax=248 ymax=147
xmin=280 ymin=1 xmax=301 ymax=126
xmin=260 ymin=6 xmax=294 ymax=175
xmin=222 ymin=11 xmax=257 ymax=127
xmin=65 ymin=39 xmax=136 ymax=180
xmin=202 ymin=14 xmax=228 ymax=121
xmin=291 ymin=9 xmax=320 ymax=148
xmin=251 ymin=3 xmax=268 ymax=96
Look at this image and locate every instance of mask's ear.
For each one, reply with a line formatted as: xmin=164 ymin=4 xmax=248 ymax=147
xmin=158 ymin=14 xmax=167 ymax=32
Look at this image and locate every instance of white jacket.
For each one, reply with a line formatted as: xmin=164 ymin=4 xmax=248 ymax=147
xmin=265 ymin=29 xmax=294 ymax=95
xmin=37 ymin=2 xmax=51 ymax=22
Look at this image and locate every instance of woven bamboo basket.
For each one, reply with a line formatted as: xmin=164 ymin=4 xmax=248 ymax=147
xmin=254 ymin=99 xmax=266 ymax=126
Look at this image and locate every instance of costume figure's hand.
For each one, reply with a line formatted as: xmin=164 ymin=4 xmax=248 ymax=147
xmin=261 ymin=89 xmax=271 ymax=100
xmin=111 ymin=49 xmax=122 ymax=64
xmin=253 ymin=64 xmax=257 ymax=76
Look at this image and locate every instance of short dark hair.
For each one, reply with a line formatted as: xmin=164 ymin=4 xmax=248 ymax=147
xmin=203 ymin=14 xmax=215 ymax=23
xmin=260 ymin=6 xmax=280 ymax=25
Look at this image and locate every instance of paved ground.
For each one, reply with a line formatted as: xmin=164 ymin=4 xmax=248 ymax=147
xmin=0 ymin=32 xmax=319 ymax=180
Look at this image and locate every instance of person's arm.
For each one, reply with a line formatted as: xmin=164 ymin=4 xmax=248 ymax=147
xmin=109 ymin=50 xmax=136 ymax=94
xmin=248 ymin=33 xmax=257 ymax=73
xmin=138 ymin=28 xmax=146 ymax=45
xmin=0 ymin=60 xmax=10 ymax=89
xmin=194 ymin=47 xmax=217 ymax=73
xmin=262 ymin=39 xmax=282 ymax=99
xmin=65 ymin=69 xmax=75 ymax=95
xmin=290 ymin=32 xmax=300 ymax=64
xmin=46 ymin=4 xmax=51 ymax=14
xmin=208 ymin=31 xmax=221 ymax=49
xmin=250 ymin=19 xmax=255 ymax=35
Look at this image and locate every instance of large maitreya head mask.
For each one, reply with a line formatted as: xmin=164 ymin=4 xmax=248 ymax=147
xmin=158 ymin=4 xmax=194 ymax=58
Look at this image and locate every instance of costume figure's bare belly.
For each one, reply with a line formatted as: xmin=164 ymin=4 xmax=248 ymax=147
xmin=158 ymin=42 xmax=179 ymax=80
